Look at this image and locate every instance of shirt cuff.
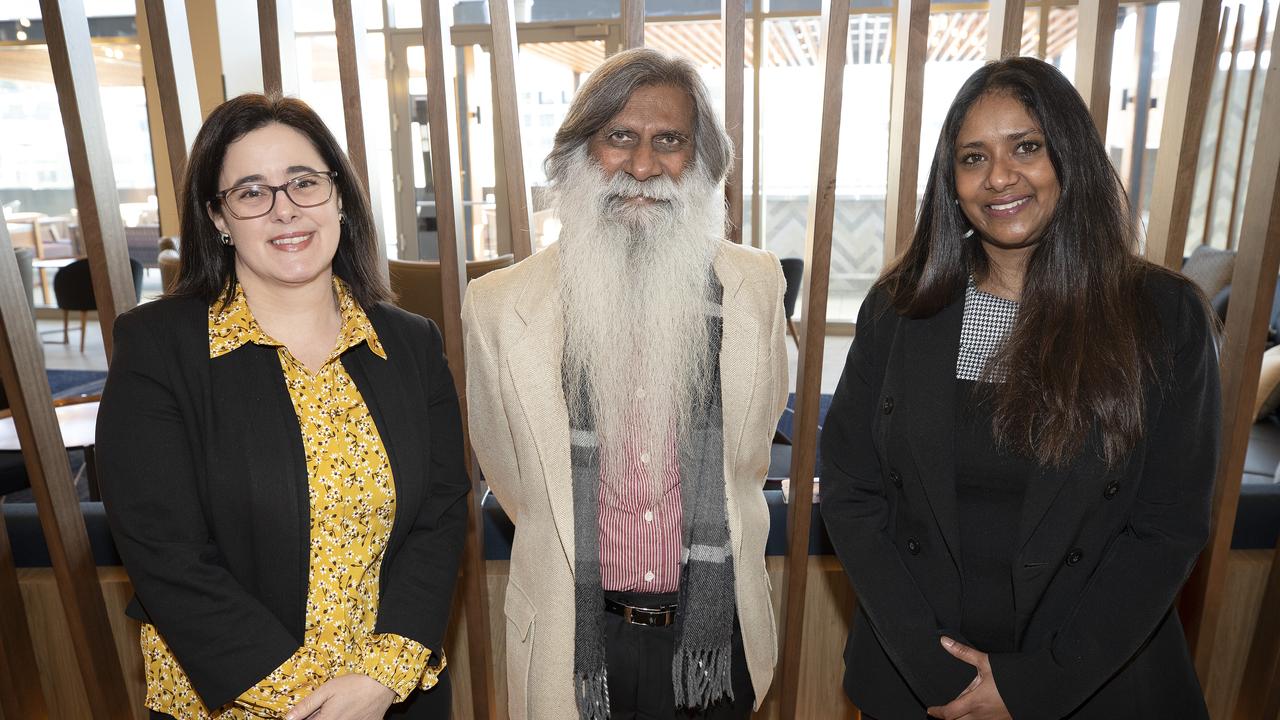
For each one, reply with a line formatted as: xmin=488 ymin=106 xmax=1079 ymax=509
xmin=359 ymin=633 xmax=447 ymax=702
xmin=234 ymin=643 xmax=331 ymax=717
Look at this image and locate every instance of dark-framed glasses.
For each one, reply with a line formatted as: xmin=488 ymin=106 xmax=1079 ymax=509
xmin=214 ymin=171 xmax=338 ymax=220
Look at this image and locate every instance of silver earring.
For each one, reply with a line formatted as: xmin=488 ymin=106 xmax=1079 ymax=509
xmin=339 ymin=211 xmax=346 ymax=225
xmin=962 ymin=228 xmax=975 ymax=239
xmin=220 ymin=232 xmax=232 ymax=245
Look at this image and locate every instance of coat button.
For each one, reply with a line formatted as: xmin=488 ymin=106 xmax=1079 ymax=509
xmin=1066 ymin=548 xmax=1083 ymax=566
xmin=889 ymin=469 xmax=903 ymax=488
xmin=881 ymin=397 xmax=895 ymax=415
xmin=906 ymin=538 xmax=921 ymax=555
xmin=1103 ymin=481 xmax=1119 ymax=499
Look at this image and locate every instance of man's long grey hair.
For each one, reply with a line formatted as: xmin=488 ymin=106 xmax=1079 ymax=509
xmin=545 ymin=48 xmax=733 ymax=187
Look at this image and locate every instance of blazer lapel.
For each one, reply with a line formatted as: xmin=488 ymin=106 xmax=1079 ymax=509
xmin=714 ymin=249 xmax=755 ymax=561
xmin=508 ymin=257 xmax=576 ymax=571
xmin=343 ymin=333 xmax=422 ymax=551
xmin=902 ymin=295 xmax=965 ymax=571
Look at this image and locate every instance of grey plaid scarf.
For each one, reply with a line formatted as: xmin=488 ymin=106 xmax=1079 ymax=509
xmin=566 ymin=277 xmax=735 ymax=719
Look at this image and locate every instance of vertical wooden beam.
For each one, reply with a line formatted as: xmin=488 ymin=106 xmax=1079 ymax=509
xmin=1199 ymin=10 xmax=1232 ymax=246
xmin=1144 ymin=0 xmax=1223 ymax=268
xmin=0 ymin=225 xmax=48 ymax=720
xmin=1226 ymin=0 xmax=1268 ymax=250
xmin=334 ymin=0 xmax=370 ymax=190
xmin=420 ymin=2 xmax=496 ymax=717
xmin=141 ymin=0 xmax=203 ymax=197
xmin=986 ymin=0 xmax=1026 ymax=60
xmin=1202 ymin=5 xmax=1243 ymax=247
xmin=1075 ymin=0 xmax=1121 ymax=136
xmin=883 ymin=0 xmax=932 ymax=264
xmin=187 ymin=0 xmax=227 ymax=115
xmin=750 ymin=1 xmax=764 ymax=249
xmin=724 ymin=0 xmax=746 ymax=244
xmin=1234 ymin=538 xmax=1280 ymax=719
xmin=1182 ymin=38 xmax=1280 ymax=683
xmin=41 ymin=0 xmax=138 ymax=360
xmin=1037 ymin=0 xmax=1052 ymax=59
xmin=1124 ymin=4 xmax=1159 ymax=215
xmin=0 ymin=183 xmax=131 ymax=720
xmin=488 ymin=0 xmax=533 ymax=260
xmin=778 ymin=1 xmax=849 ymax=716
xmin=622 ymin=0 xmax=646 ymax=50
xmin=258 ymin=0 xmax=283 ymax=95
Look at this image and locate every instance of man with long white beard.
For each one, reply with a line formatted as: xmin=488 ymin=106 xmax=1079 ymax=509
xmin=463 ymin=48 xmax=788 ymax=720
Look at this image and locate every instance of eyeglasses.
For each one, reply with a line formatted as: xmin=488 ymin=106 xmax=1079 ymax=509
xmin=214 ymin=171 xmax=338 ymax=220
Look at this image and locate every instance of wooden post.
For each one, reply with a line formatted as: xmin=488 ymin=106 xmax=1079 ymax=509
xmin=258 ymin=0 xmax=283 ymax=95
xmin=1075 ymin=0 xmax=1121 ymax=136
xmin=724 ymin=0 xmax=746 ymax=244
xmin=1182 ymin=37 xmax=1280 ymax=683
xmin=1037 ymin=0 xmax=1052 ymax=59
xmin=1226 ymin=0 xmax=1269 ymax=250
xmin=1202 ymin=5 xmax=1243 ymax=248
xmin=0 ymin=188 xmax=131 ymax=720
xmin=141 ymin=0 xmax=203 ymax=195
xmin=1234 ymin=537 xmax=1280 ymax=719
xmin=1145 ymin=0 xmax=1223 ymax=268
xmin=488 ymin=0 xmax=533 ymax=260
xmin=883 ymin=0 xmax=931 ymax=264
xmin=0 ymin=226 xmax=48 ymax=720
xmin=41 ymin=0 xmax=138 ymax=360
xmin=777 ymin=1 xmax=849 ymax=716
xmin=420 ymin=1 xmax=496 ymax=717
xmin=622 ymin=0 xmax=646 ymax=50
xmin=750 ymin=1 xmax=764 ymax=248
xmin=987 ymin=0 xmax=1026 ymax=60
xmin=334 ymin=0 xmax=371 ymax=190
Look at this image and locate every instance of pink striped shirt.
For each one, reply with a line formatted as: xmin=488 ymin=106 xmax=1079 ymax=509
xmin=598 ymin=429 xmax=683 ymax=593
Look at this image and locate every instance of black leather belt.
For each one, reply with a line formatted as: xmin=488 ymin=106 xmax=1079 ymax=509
xmin=604 ymin=597 xmax=679 ymax=627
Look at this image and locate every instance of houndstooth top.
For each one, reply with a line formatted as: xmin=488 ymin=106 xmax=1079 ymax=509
xmin=956 ymin=276 xmax=1019 ymax=382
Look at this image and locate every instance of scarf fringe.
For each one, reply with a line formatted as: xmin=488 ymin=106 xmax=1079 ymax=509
xmin=672 ymin=646 xmax=734 ymax=710
xmin=575 ymin=669 xmax=611 ymax=720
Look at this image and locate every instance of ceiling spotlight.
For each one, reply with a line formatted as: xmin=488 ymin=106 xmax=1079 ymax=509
xmin=15 ymin=30 xmax=27 ymax=41
xmin=19 ymin=17 xmax=31 ymax=28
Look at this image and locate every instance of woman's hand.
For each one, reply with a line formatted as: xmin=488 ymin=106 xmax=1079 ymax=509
xmin=925 ymin=637 xmax=1012 ymax=720
xmin=284 ymin=674 xmax=396 ymax=720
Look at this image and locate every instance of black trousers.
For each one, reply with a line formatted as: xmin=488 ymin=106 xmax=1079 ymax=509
xmin=148 ymin=667 xmax=451 ymax=719
xmin=604 ymin=590 xmax=755 ymax=720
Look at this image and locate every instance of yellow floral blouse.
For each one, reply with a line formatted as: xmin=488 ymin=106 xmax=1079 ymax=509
xmin=139 ymin=278 xmax=443 ymax=719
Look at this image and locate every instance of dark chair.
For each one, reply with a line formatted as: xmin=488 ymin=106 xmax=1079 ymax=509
xmin=780 ymin=258 xmax=804 ymax=349
xmin=52 ymin=258 xmax=143 ymax=352
xmin=389 ymin=254 xmax=514 ymax=334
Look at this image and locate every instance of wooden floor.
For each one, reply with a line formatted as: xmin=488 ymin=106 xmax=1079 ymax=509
xmin=0 ymin=552 xmax=1273 ymax=719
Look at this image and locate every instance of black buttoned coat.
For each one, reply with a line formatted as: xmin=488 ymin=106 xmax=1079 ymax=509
xmin=97 ymin=295 xmax=469 ymax=713
xmin=819 ymin=269 xmax=1218 ymax=720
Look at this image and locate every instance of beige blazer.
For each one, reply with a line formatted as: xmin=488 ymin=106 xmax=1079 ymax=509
xmin=463 ymin=240 xmax=789 ymax=718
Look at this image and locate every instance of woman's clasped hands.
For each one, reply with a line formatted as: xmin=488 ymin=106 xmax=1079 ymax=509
xmin=926 ymin=637 xmax=1012 ymax=720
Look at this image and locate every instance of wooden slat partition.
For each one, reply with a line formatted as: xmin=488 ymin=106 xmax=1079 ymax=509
xmin=334 ymin=0 xmax=371 ymax=189
xmin=986 ymin=0 xmax=1026 ymax=60
xmin=1203 ymin=5 xmax=1243 ymax=248
xmin=1235 ymin=542 xmax=1280 ymax=718
xmin=141 ymin=0 xmax=202 ymax=195
xmin=0 ymin=208 xmax=131 ymax=716
xmin=777 ymin=0 xmax=850 ymax=716
xmin=1226 ymin=0 xmax=1269 ymax=250
xmin=1074 ymin=0 xmax=1120 ymax=135
xmin=258 ymin=0 xmax=283 ymax=95
xmin=724 ymin=0 xmax=746 ymax=245
xmin=43 ymin=0 xmax=138 ymax=358
xmin=1184 ymin=34 xmax=1280 ymax=684
xmin=488 ymin=0 xmax=533 ymax=260
xmin=750 ymin=3 xmax=764 ymax=248
xmin=883 ymin=0 xmax=931 ymax=264
xmin=1144 ymin=0 xmax=1223 ymax=268
xmin=419 ymin=1 xmax=497 ymax=716
xmin=622 ymin=0 xmax=646 ymax=50
xmin=0 ymin=225 xmax=48 ymax=720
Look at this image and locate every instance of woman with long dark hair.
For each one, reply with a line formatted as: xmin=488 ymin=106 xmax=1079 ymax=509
xmin=820 ymin=57 xmax=1219 ymax=719
xmin=98 ymin=94 xmax=467 ymax=719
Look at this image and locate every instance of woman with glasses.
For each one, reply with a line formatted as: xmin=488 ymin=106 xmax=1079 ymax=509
xmin=97 ymin=94 xmax=467 ymax=720
xmin=820 ymin=58 xmax=1218 ymax=719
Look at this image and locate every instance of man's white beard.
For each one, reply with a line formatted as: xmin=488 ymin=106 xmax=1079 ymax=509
xmin=554 ymin=146 xmax=724 ymax=491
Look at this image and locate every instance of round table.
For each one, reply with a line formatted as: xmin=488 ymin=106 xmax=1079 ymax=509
xmin=0 ymin=401 xmax=100 ymax=499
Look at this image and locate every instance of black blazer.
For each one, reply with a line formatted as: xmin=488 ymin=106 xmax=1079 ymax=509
xmin=819 ymin=269 xmax=1218 ymax=720
xmin=97 ymin=295 xmax=470 ymax=710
